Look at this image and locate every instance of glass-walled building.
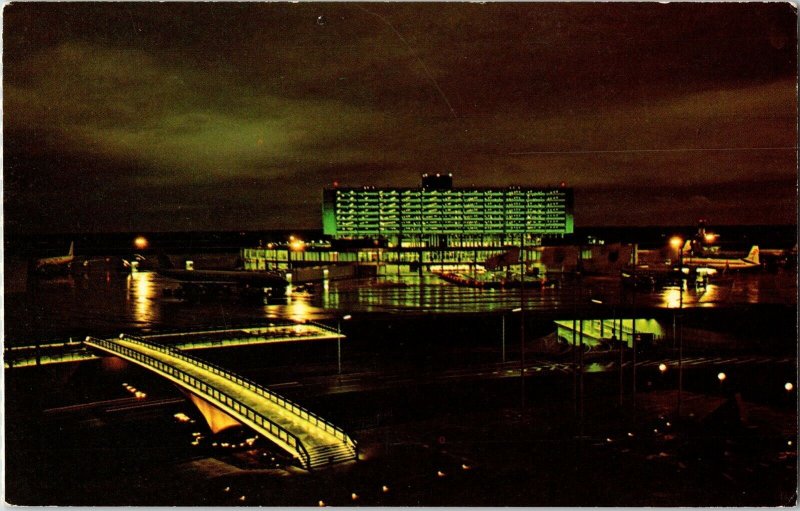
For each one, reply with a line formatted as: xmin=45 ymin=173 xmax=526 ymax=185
xmin=322 ymin=175 xmax=574 ymax=248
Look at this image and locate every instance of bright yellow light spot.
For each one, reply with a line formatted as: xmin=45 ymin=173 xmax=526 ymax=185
xmin=351 ymin=493 xmax=359 ymax=501
xmin=437 ymin=470 xmax=446 ymax=477
xmin=669 ymin=237 xmax=683 ymax=250
xmin=223 ymin=486 xmax=230 ymax=493
xmin=318 ymin=500 xmax=326 ymax=507
xmin=290 ymin=240 xmax=305 ymax=251
xmin=663 ymin=287 xmax=682 ymax=309
xmin=238 ymin=495 xmax=246 ymax=502
xmin=704 ymin=233 xmax=717 ymax=243
xmin=382 ymin=485 xmax=390 ymax=493
xmin=134 ymin=236 xmax=149 ymax=250
xmin=659 ymin=363 xmax=667 ymax=373
xmin=462 ymin=463 xmax=471 ymax=470
xmin=717 ymin=372 xmax=727 ymax=382
xmin=627 ymin=432 xmax=634 ymax=437
xmin=785 ymin=382 xmax=794 ymax=391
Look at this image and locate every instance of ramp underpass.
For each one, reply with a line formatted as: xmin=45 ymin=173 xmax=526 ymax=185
xmin=84 ymin=335 xmax=357 ymax=470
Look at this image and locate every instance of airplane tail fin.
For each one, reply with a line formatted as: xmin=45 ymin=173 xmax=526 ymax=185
xmin=157 ymin=253 xmax=175 ymax=269
xmin=68 ymin=241 xmax=74 ymax=257
xmin=744 ymin=246 xmax=759 ymax=265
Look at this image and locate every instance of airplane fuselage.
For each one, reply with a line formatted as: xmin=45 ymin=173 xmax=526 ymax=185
xmin=157 ymin=268 xmax=288 ymax=289
xmin=34 ymin=242 xmax=75 ymax=274
xmin=682 ymin=246 xmax=760 ymax=271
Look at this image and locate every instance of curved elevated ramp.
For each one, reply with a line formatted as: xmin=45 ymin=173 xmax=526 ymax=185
xmin=84 ymin=335 xmax=356 ymax=470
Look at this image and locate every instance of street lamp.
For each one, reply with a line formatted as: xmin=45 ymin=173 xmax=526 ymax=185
xmin=590 ymin=297 xmax=624 ymax=407
xmin=133 ymin=236 xmax=149 ymax=250
xmin=337 ymin=314 xmax=352 ymax=375
xmin=518 ymin=231 xmax=527 ymax=412
xmin=669 ymin=236 xmax=685 ymax=418
xmin=503 ymin=307 xmax=523 ymax=364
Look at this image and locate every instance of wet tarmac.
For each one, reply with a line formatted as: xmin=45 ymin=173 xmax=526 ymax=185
xmin=4 ymin=265 xmax=797 ymax=505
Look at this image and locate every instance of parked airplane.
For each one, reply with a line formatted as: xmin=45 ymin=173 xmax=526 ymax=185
xmin=33 ymin=242 xmax=74 ymax=275
xmin=155 ymin=254 xmax=288 ymax=297
xmin=681 ymin=243 xmax=761 ymax=272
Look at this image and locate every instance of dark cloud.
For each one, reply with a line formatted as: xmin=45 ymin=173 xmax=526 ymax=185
xmin=3 ymin=2 xmax=796 ymax=233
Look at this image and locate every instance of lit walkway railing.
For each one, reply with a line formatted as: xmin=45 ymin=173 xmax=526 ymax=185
xmin=84 ymin=335 xmax=357 ymax=469
xmin=117 ymin=334 xmax=354 ymax=445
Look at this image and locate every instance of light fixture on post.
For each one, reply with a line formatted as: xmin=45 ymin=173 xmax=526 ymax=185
xmin=669 ymin=236 xmax=685 ymax=418
xmin=337 ymin=314 xmax=352 ymax=375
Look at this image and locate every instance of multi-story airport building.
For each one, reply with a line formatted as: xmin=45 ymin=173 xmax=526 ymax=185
xmin=243 ymin=174 xmax=576 ymax=274
xmin=322 ymin=174 xmax=574 ymax=247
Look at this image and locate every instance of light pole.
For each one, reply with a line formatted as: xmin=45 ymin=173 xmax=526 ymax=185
xmin=509 ymin=307 xmax=522 ymax=368
xmin=337 ymin=314 xmax=352 ymax=375
xmin=591 ymin=297 xmax=623 ymax=406
xmin=669 ymin=236 xmax=685 ymax=418
xmin=501 ymin=313 xmax=505 ymax=363
xmin=519 ymin=232 xmax=526 ymax=412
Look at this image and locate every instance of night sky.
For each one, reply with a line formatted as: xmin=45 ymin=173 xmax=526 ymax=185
xmin=4 ymin=2 xmax=797 ymax=233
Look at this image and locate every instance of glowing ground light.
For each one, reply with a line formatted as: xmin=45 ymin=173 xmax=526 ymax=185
xmin=238 ymin=496 xmax=246 ymax=502
xmin=437 ymin=470 xmax=446 ymax=477
xmin=318 ymin=500 xmax=326 ymax=507
xmin=717 ymin=372 xmax=727 ymax=382
xmin=351 ymin=493 xmax=359 ymax=501
xmin=382 ymin=485 xmax=390 ymax=493
xmin=134 ymin=236 xmax=148 ymax=250
xmin=659 ymin=363 xmax=667 ymax=373
xmin=462 ymin=463 xmax=471 ymax=470
xmin=785 ymin=382 xmax=794 ymax=392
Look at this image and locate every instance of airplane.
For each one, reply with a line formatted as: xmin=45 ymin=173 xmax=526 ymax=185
xmin=33 ymin=241 xmax=74 ymax=275
xmin=680 ymin=242 xmax=761 ymax=272
xmin=155 ymin=254 xmax=288 ymax=297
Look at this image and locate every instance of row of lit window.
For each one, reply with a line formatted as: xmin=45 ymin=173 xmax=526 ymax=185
xmin=334 ymin=197 xmax=566 ymax=203
xmin=335 ymin=190 xmax=567 ymax=196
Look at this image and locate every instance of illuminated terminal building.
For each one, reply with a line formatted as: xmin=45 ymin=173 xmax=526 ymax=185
xmin=243 ymin=174 xmax=575 ymax=274
xmin=322 ymin=174 xmax=574 ymax=248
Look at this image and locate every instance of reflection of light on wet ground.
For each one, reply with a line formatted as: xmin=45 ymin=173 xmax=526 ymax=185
xmin=11 ymin=267 xmax=794 ymax=341
xmin=303 ymin=272 xmax=796 ymax=316
xmin=696 ymin=284 xmax=722 ymax=305
xmin=661 ymin=287 xmax=682 ymax=309
xmin=266 ymin=296 xmax=319 ymax=323
xmin=127 ymin=271 xmax=159 ymax=324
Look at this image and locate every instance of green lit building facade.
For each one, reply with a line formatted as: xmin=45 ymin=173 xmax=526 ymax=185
xmin=322 ymin=179 xmax=574 ymax=248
